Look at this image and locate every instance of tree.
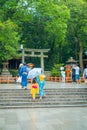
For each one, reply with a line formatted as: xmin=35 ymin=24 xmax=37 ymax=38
xmin=0 ymin=20 xmax=20 ymax=62
xmin=2 ymin=0 xmax=87 ymax=71
xmin=66 ymin=0 xmax=87 ymax=69
xmin=14 ymin=0 xmax=70 ymax=68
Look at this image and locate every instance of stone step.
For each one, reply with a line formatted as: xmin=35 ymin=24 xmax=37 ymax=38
xmin=0 ymin=88 xmax=87 ymax=108
xmin=0 ymin=88 xmax=87 ymax=92
xmin=0 ymin=95 xmax=87 ymax=98
xmin=0 ymin=104 xmax=87 ymax=108
xmin=0 ymin=100 xmax=87 ymax=104
xmin=1 ymin=91 xmax=86 ymax=94
xmin=0 ymin=93 xmax=87 ymax=98
xmin=0 ymin=98 xmax=87 ymax=103
xmin=0 ymin=88 xmax=87 ymax=91
xmin=0 ymin=101 xmax=87 ymax=109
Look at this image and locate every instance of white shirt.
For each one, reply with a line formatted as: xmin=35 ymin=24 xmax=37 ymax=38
xmin=74 ymin=66 xmax=80 ymax=75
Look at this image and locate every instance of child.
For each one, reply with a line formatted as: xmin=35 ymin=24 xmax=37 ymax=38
xmin=30 ymin=78 xmax=39 ymax=101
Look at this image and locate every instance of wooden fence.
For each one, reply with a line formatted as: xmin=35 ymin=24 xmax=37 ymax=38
xmin=0 ymin=76 xmax=85 ymax=83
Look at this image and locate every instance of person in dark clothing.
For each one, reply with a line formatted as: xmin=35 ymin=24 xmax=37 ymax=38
xmin=72 ymin=67 xmax=76 ymax=82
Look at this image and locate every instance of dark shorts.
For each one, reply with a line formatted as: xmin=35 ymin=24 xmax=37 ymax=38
xmin=75 ymin=74 xmax=80 ymax=80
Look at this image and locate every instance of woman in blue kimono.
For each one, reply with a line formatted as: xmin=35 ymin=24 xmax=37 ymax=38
xmin=19 ymin=63 xmax=30 ymax=89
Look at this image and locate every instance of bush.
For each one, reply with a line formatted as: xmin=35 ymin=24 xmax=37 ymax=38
xmin=9 ymin=69 xmax=18 ymax=77
xmin=51 ymin=63 xmax=64 ymax=77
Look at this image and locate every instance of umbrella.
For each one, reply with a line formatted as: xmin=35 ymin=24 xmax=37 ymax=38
xmin=27 ymin=68 xmax=42 ymax=79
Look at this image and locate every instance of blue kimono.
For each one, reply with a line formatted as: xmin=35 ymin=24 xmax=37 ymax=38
xmin=36 ymin=75 xmax=45 ymax=96
xmin=20 ymin=65 xmax=29 ymax=88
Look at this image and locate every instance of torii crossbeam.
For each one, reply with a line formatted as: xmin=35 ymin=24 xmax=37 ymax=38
xmin=21 ymin=48 xmax=50 ymax=72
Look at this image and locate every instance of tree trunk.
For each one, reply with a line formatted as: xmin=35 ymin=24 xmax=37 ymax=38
xmin=79 ymin=42 xmax=83 ymax=70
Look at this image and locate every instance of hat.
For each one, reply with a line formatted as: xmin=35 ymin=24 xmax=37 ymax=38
xmin=27 ymin=63 xmax=34 ymax=68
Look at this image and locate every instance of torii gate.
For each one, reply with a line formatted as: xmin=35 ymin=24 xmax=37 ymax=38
xmin=21 ymin=48 xmax=50 ymax=72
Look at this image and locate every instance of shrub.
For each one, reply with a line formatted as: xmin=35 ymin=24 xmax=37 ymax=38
xmin=51 ymin=63 xmax=64 ymax=77
xmin=9 ymin=69 xmax=18 ymax=77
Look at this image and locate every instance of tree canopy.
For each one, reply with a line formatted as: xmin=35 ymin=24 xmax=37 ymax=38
xmin=0 ymin=20 xmax=20 ymax=62
xmin=66 ymin=0 xmax=87 ymax=69
xmin=0 ymin=0 xmax=87 ymax=69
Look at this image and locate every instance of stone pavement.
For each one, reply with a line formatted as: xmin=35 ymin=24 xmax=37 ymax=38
xmin=0 ymin=81 xmax=87 ymax=89
xmin=0 ymin=82 xmax=87 ymax=130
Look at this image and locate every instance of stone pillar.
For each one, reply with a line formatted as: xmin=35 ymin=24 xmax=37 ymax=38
xmin=21 ymin=44 xmax=25 ymax=64
xmin=41 ymin=52 xmax=44 ymax=72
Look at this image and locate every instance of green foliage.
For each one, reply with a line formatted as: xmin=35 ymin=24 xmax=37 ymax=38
xmin=51 ymin=63 xmax=64 ymax=76
xmin=9 ymin=69 xmax=18 ymax=77
xmin=0 ymin=0 xmax=87 ymax=70
xmin=66 ymin=0 xmax=87 ymax=68
xmin=0 ymin=20 xmax=20 ymax=62
xmin=17 ymin=0 xmax=70 ymax=67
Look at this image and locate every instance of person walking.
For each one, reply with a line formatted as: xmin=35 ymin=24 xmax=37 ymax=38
xmin=16 ymin=63 xmax=23 ymax=83
xmin=72 ymin=65 xmax=76 ymax=82
xmin=20 ymin=63 xmax=30 ymax=89
xmin=74 ymin=64 xmax=81 ymax=84
xmin=83 ymin=65 xmax=87 ymax=84
xmin=60 ymin=66 xmax=65 ymax=82
xmin=30 ymin=78 xmax=39 ymax=101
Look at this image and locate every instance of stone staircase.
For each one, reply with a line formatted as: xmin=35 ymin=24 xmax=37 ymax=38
xmin=0 ymin=88 xmax=87 ymax=108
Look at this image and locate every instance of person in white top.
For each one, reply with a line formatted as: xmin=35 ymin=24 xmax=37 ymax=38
xmin=83 ymin=66 xmax=87 ymax=84
xmin=60 ymin=66 xmax=65 ymax=82
xmin=74 ymin=64 xmax=81 ymax=83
